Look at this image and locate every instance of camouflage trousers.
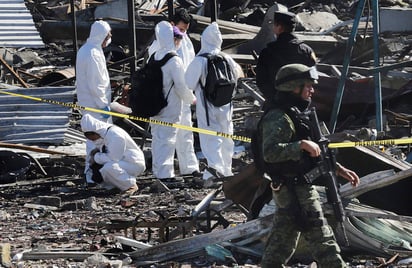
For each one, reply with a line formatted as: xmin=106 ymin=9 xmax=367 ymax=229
xmin=261 ymin=183 xmax=347 ymax=268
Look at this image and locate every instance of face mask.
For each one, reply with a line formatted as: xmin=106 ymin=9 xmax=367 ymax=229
xmin=105 ymin=37 xmax=111 ymax=47
xmin=93 ymin=138 xmax=104 ymax=147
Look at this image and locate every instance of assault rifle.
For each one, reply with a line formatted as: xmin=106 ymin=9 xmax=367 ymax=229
xmin=306 ymin=107 xmax=349 ymax=247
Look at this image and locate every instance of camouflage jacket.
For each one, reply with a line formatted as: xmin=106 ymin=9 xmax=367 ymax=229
xmin=259 ymin=108 xmax=302 ymax=164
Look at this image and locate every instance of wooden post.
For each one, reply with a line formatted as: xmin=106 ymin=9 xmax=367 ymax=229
xmin=0 ymin=57 xmax=29 ymax=88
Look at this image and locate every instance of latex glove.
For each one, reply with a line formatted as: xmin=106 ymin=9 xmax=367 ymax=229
xmin=181 ymin=90 xmax=196 ymax=105
xmin=110 ymin=101 xmax=132 ymax=114
xmin=101 ymin=106 xmax=111 ymax=119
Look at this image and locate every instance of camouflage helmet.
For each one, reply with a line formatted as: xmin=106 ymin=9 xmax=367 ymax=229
xmin=275 ymin=63 xmax=318 ymax=92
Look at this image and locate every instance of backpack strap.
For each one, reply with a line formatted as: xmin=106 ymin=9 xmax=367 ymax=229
xmin=165 ymin=82 xmax=173 ymax=100
xmin=199 ymin=52 xmax=212 ymax=59
xmin=152 ymin=52 xmax=177 ymax=102
xmin=198 ymin=53 xmax=210 ymax=88
xmin=202 ymin=84 xmax=210 ymax=126
xmin=156 ymin=52 xmax=178 ymax=66
xmin=199 ymin=52 xmax=226 ymax=60
xmin=198 ymin=53 xmax=213 ymax=126
xmin=148 ymin=52 xmax=178 ymax=65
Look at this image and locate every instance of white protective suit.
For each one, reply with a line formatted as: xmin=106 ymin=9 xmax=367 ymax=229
xmin=81 ymin=114 xmax=146 ymax=191
xmin=76 ymin=20 xmax=113 ymax=183
xmin=148 ymin=24 xmax=199 ymax=175
xmin=76 ymin=20 xmax=112 ymax=121
xmin=150 ymin=21 xmax=196 ymax=179
xmin=185 ymin=22 xmax=240 ymax=180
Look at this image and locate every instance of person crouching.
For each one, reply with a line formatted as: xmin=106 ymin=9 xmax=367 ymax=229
xmin=81 ymin=114 xmax=146 ymax=195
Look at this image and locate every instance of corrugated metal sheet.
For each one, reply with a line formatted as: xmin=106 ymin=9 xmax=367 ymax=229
xmin=0 ymin=0 xmax=44 ymax=48
xmin=0 ymin=86 xmax=85 ymax=145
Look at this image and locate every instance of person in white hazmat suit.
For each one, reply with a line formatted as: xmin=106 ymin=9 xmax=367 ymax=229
xmin=148 ymin=9 xmax=201 ymax=177
xmin=76 ymin=20 xmax=113 ymax=184
xmin=150 ymin=21 xmax=196 ymax=180
xmin=185 ymin=22 xmax=242 ymax=182
xmin=81 ymin=114 xmax=146 ymax=194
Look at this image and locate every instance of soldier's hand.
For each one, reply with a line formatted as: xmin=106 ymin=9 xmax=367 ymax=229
xmin=337 ymin=164 xmax=360 ymax=187
xmin=300 ymin=140 xmax=321 ymax=157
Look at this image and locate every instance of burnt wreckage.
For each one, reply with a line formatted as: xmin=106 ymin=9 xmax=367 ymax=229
xmin=0 ymin=0 xmax=411 ymax=267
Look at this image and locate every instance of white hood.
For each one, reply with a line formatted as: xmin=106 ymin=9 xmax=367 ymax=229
xmin=75 ymin=20 xmax=112 ymax=115
xmin=87 ymin=20 xmax=111 ymax=47
xmin=154 ymin=21 xmax=176 ymax=60
xmin=198 ymin=22 xmax=222 ymax=55
xmin=81 ymin=114 xmax=111 ymax=137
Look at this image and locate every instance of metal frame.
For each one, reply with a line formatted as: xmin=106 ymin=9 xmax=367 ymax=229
xmin=329 ymin=0 xmax=383 ymax=133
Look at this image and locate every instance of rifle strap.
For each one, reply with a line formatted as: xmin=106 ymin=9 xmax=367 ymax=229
xmin=199 ymin=56 xmax=210 ymax=126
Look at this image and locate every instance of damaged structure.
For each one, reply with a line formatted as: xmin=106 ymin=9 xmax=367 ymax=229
xmin=0 ymin=0 xmax=411 ymax=267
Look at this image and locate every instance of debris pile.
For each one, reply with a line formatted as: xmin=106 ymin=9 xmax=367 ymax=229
xmin=0 ymin=0 xmax=411 ymax=267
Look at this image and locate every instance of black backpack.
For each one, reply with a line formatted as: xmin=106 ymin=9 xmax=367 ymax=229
xmin=129 ymin=52 xmax=177 ymax=118
xmin=200 ymin=53 xmax=237 ymax=107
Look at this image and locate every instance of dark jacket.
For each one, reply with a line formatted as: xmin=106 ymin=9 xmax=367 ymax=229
xmin=256 ymin=32 xmax=316 ymax=106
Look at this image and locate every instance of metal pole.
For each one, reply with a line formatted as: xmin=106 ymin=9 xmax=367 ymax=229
xmin=128 ymin=0 xmax=137 ymax=77
xmin=210 ymin=0 xmax=217 ymax=22
xmin=372 ymin=0 xmax=383 ymax=132
xmin=167 ymin=0 xmax=174 ymax=21
xmin=70 ymin=0 xmax=78 ymax=66
xmin=329 ymin=0 xmax=366 ymax=133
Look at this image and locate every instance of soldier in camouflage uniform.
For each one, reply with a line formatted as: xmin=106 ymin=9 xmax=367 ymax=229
xmin=256 ymin=64 xmax=360 ymax=267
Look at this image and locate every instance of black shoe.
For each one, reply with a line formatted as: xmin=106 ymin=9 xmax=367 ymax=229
xmin=181 ymin=171 xmax=203 ymax=178
xmin=86 ymin=182 xmax=98 ymax=188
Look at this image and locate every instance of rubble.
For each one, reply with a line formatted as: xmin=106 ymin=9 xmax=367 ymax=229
xmin=0 ymin=0 xmax=411 ymax=267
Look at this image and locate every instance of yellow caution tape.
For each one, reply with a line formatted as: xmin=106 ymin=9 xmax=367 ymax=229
xmin=0 ymin=89 xmax=252 ymax=143
xmin=328 ymin=138 xmax=412 ymax=148
xmin=1 ymin=89 xmax=411 ymax=147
